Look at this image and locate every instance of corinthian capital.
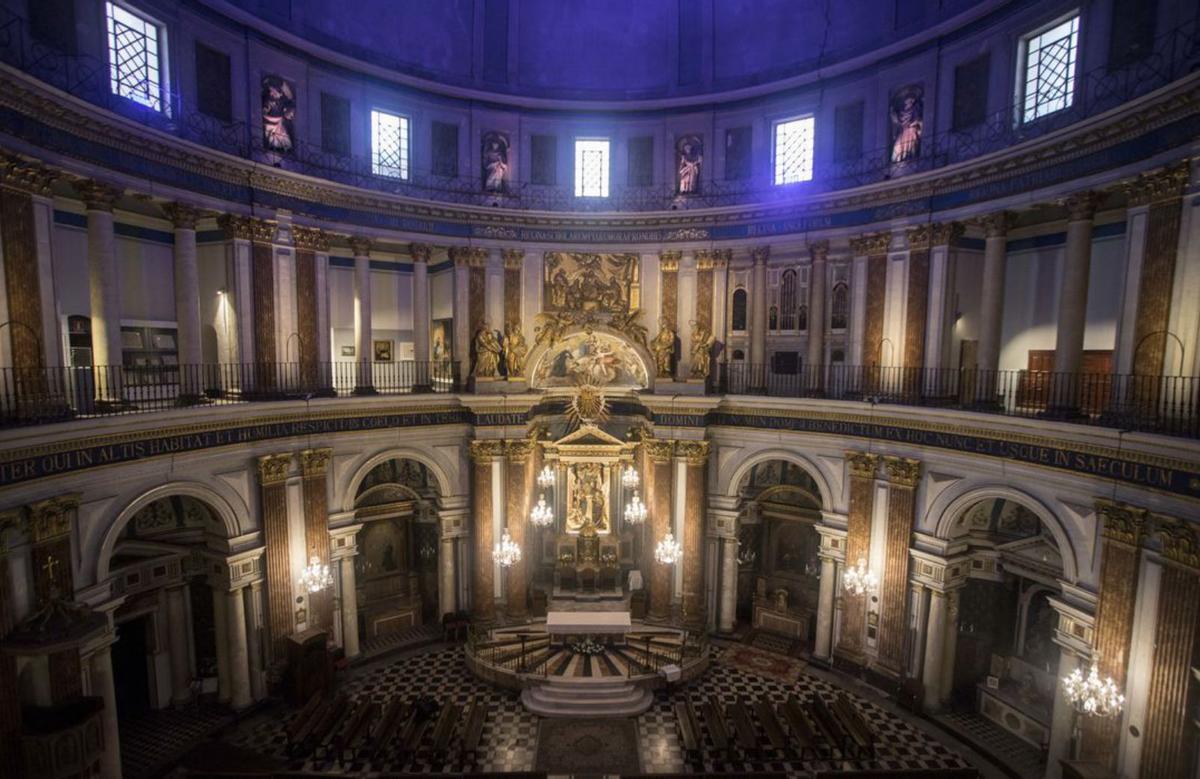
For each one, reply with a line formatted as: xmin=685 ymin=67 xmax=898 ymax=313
xmin=978 ymin=211 xmax=1015 ymax=239
xmin=162 ymin=202 xmax=203 ymax=230
xmin=75 ymin=179 xmax=123 ymax=212
xmin=845 ymin=451 xmax=879 ymax=480
xmin=1063 ymin=191 xmax=1104 ymax=221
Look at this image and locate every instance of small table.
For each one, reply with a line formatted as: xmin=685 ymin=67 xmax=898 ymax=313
xmin=546 ymin=611 xmax=632 ymax=646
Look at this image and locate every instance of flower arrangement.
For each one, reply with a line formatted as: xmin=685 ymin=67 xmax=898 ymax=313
xmin=559 ymin=551 xmax=575 ymax=565
xmin=570 ymin=638 xmax=605 ymax=656
xmin=600 ymin=550 xmax=618 ymax=566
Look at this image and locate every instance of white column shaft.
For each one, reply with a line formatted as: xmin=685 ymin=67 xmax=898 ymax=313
xmin=413 ymin=259 xmax=431 ymax=363
xmin=213 ymin=586 xmax=231 ymax=703
xmin=922 ymin=589 xmax=947 ymax=707
xmin=439 ymin=536 xmax=457 ymax=618
xmin=340 ymin=558 xmax=360 ymax=658
xmin=814 ymin=557 xmax=837 ymax=660
xmin=166 ymin=585 xmax=192 ymax=704
xmin=245 ymin=583 xmax=266 ymax=701
xmin=354 ymin=253 xmax=372 ymax=388
xmin=87 ymin=208 xmax=122 ymax=396
xmin=1045 ymin=652 xmax=1080 ymax=779
xmin=677 ymin=254 xmax=698 ymax=380
xmin=226 ymin=587 xmax=253 ymax=710
xmin=1053 ymin=217 xmax=1095 ymax=376
xmin=718 ymin=537 xmax=738 ymax=633
xmin=749 ymin=255 xmax=767 ymax=368
xmin=174 ymin=227 xmax=203 ymax=374
xmin=91 ymin=647 xmax=122 ymax=778
xmin=453 ymin=262 xmax=471 ymax=367
xmin=978 ymin=235 xmax=1008 ymax=373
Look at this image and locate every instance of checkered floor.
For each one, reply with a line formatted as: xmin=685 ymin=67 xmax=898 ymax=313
xmin=218 ymin=641 xmax=974 ymax=776
xmin=937 ymin=711 xmax=1044 ymax=778
xmin=121 ymin=705 xmax=235 ymax=779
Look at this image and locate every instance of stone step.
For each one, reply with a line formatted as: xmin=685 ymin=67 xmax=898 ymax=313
xmin=521 ymin=678 xmax=654 ymax=718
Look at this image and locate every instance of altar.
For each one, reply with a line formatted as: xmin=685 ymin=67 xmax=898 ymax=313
xmin=546 ymin=611 xmax=632 ymax=636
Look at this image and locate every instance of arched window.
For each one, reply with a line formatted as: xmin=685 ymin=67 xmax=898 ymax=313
xmin=831 ymin=282 xmax=849 ymax=330
xmin=780 ymin=269 xmax=798 ymax=330
xmin=797 ymin=303 xmax=808 ymax=333
xmin=731 ymin=288 xmax=747 ymax=331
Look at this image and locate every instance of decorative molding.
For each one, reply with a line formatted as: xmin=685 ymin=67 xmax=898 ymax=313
xmin=978 ymin=210 xmax=1015 ymax=238
xmin=505 ymin=438 xmax=534 ymax=463
xmin=0 ymin=155 xmax=56 ymax=195
xmin=408 ymin=242 xmax=433 ymax=263
xmin=695 ymin=249 xmax=731 ymax=269
xmin=502 ymin=248 xmax=524 ymax=269
xmin=449 ymin=246 xmax=487 ymax=266
xmin=645 ymin=439 xmax=676 ymax=463
xmin=849 ymin=231 xmax=891 ymax=256
xmin=74 ymin=179 xmax=122 ymax=212
xmin=1096 ymin=499 xmax=1148 ymax=547
xmin=298 ymin=447 xmax=332 ymax=477
xmin=808 ymin=240 xmax=829 ymax=261
xmin=675 ymin=440 xmax=710 ymax=465
xmin=845 ymin=451 xmax=879 ymax=480
xmin=217 ymin=214 xmax=275 ymax=243
xmin=292 ymin=225 xmax=330 ymax=251
xmin=469 ymin=439 xmax=506 ymax=463
xmin=882 ymin=455 xmax=922 ymax=488
xmin=906 ymin=222 xmax=962 ymax=250
xmin=26 ymin=494 xmax=78 ymax=544
xmin=256 ymin=453 xmax=292 ymax=486
xmin=750 ymin=246 xmax=770 ymax=264
xmin=659 ymin=250 xmax=681 ymax=272
xmin=1063 ymin=191 xmax=1104 ymax=221
xmin=1122 ymin=161 xmax=1191 ymax=207
xmin=1156 ymin=517 xmax=1200 ymax=570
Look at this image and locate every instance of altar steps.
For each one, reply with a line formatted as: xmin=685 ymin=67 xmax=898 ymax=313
xmin=521 ymin=676 xmax=654 ymax=718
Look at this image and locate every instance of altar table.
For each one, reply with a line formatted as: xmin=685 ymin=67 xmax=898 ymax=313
xmin=546 ymin=611 xmax=632 ymax=636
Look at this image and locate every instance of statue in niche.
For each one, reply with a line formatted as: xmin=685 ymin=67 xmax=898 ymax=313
xmin=890 ymin=84 xmax=924 ymax=168
xmin=689 ymin=320 xmax=716 ymax=380
xmin=482 ymin=131 xmax=509 ymax=193
xmin=473 ymin=324 xmax=502 ymax=378
xmin=676 ymin=135 xmax=703 ymax=194
xmin=261 ymin=75 xmax=295 ymax=153
xmin=503 ymin=322 xmax=527 ymax=378
xmin=650 ymin=318 xmax=675 ymax=378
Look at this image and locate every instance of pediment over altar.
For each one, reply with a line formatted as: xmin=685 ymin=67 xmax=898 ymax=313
xmin=543 ymin=423 xmax=636 ymax=461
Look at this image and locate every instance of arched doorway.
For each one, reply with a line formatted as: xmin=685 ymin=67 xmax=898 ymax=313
xmin=352 ymin=458 xmax=441 ymax=642
xmin=733 ymin=459 xmax=824 ymax=650
xmin=940 ymin=497 xmax=1065 ymax=767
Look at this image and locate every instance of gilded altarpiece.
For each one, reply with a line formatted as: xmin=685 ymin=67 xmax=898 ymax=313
xmin=543 ymin=252 xmax=640 ymax=314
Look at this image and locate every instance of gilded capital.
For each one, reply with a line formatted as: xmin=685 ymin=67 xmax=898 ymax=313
xmin=349 ymin=236 xmax=372 ymax=257
xmin=882 ymin=456 xmax=921 ymax=488
xmin=644 ymin=439 xmax=676 ymax=464
xmin=469 ymin=439 xmax=506 ymax=464
xmin=848 ymin=232 xmax=891 ymax=256
xmin=750 ymin=246 xmax=770 ymax=264
xmin=293 ymin=226 xmax=330 ymax=252
xmin=1122 ymin=162 xmax=1190 ymax=208
xmin=409 ymin=243 xmax=433 ymax=263
xmin=450 ymin=246 xmax=488 ymax=267
xmin=1063 ymin=191 xmax=1104 ymax=221
xmin=908 ymin=222 xmax=963 ymax=251
xmin=659 ymin=250 xmax=681 ymax=272
xmin=696 ymin=249 xmax=731 ymax=270
xmin=505 ymin=438 xmax=534 ymax=464
xmin=676 ymin=440 xmax=710 ymax=466
xmin=161 ymin=202 xmax=202 ymax=230
xmin=0 ymin=156 xmax=57 ymax=195
xmin=979 ymin=211 xmax=1015 ymax=239
xmin=257 ymin=453 xmax=293 ymax=486
xmin=218 ymin=214 xmax=275 ymax=243
xmin=845 ymin=451 xmax=879 ymax=480
xmin=299 ymin=448 xmax=333 ymax=477
xmin=502 ymin=248 xmax=524 ymax=269
xmin=1156 ymin=517 xmax=1200 ymax=570
xmin=808 ymin=240 xmax=830 ymax=262
xmin=1096 ymin=499 xmax=1147 ymax=547
xmin=75 ymin=179 xmax=123 ymax=212
xmin=27 ymin=494 xmax=79 ymax=544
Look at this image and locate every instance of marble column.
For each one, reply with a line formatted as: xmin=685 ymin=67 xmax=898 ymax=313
xmin=299 ymin=448 xmax=333 ymax=630
xmin=505 ymin=440 xmax=532 ymax=619
xmin=165 ymin=583 xmax=192 ymax=705
xmin=807 ymin=240 xmax=829 ymax=390
xmin=163 ymin=203 xmax=203 ymax=398
xmin=679 ymin=441 xmax=709 ymax=629
xmin=91 ymin=645 xmax=121 ymax=778
xmin=677 ymin=253 xmax=698 ymax=381
xmin=439 ymin=534 xmax=458 ymax=618
xmin=939 ymin=590 xmax=961 ymax=704
xmin=707 ymin=251 xmax=730 ymax=357
xmin=920 ymin=223 xmax=963 ymax=383
xmin=216 ymin=215 xmax=255 ymax=371
xmin=976 ymin=212 xmax=1013 ymax=404
xmin=79 ymin=180 xmax=124 ymax=402
xmin=1052 ymin=192 xmax=1103 ymax=410
xmin=877 ymin=456 xmax=920 ymax=676
xmin=470 ymin=441 xmax=502 ymax=621
xmin=1046 ymin=649 xmax=1080 ymax=777
xmin=647 ymin=440 xmax=675 ymax=620
xmin=814 ymin=556 xmax=838 ymax=661
xmin=749 ymin=247 xmax=769 ymax=385
xmin=257 ymin=453 xmax=293 ymax=663
xmin=452 ymin=251 xmax=471 ymax=373
xmin=836 ymin=452 xmax=878 ymax=665
xmin=226 ymin=586 xmax=253 ymax=710
xmin=293 ymin=227 xmax=330 ymax=392
xmin=245 ymin=582 xmax=266 ymax=701
xmin=1079 ymin=500 xmax=1147 ymax=766
xmin=1139 ymin=519 xmax=1200 ymax=779
xmin=718 ymin=537 xmax=738 ymax=633
xmin=351 ymin=237 xmax=374 ymax=394
xmin=340 ymin=558 xmax=360 ymax=659
xmin=922 ymin=588 xmax=949 ymax=707
xmin=410 ymin=243 xmax=432 ymax=367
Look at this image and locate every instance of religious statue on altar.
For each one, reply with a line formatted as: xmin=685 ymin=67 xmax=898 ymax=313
xmin=651 ymin=318 xmax=675 ymax=378
xmin=689 ymin=321 xmax=716 ymax=380
xmin=503 ymin=322 xmax=528 ymax=377
xmin=473 ymin=324 xmax=502 ymax=377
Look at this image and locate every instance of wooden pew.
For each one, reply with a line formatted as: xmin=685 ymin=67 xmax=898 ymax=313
xmin=779 ymin=695 xmax=822 ymax=761
xmin=700 ymin=696 xmax=731 ymax=753
xmin=285 ymin=692 xmax=323 ymax=746
xmin=339 ymin=700 xmax=379 ymax=763
xmin=461 ymin=699 xmax=487 ymax=766
xmin=807 ymin=695 xmax=849 ymax=757
xmin=753 ymin=698 xmax=788 ymax=752
xmin=399 ymin=701 xmax=436 ymax=761
xmin=366 ymin=698 xmax=408 ymax=763
xmin=673 ymin=700 xmax=702 ymax=765
xmin=726 ymin=698 xmax=759 ymax=755
xmin=430 ymin=701 xmax=462 ymax=756
xmin=309 ymin=694 xmax=351 ymax=760
xmin=832 ymin=693 xmax=875 ymax=758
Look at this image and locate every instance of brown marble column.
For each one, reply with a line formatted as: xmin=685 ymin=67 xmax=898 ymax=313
xmin=0 ymin=510 xmax=22 ymax=767
xmin=903 ymin=227 xmax=933 ymax=373
xmin=695 ymin=252 xmax=715 ymax=337
xmin=505 ymin=439 xmax=532 ymax=618
xmin=806 ymin=240 xmax=829 ymax=391
xmin=852 ymin=233 xmax=890 ymax=389
xmin=647 ymin=440 xmax=675 ymax=621
xmin=251 ymin=220 xmax=279 ymax=394
xmin=836 ymin=452 xmax=878 ymax=665
xmin=294 ymin=228 xmax=329 ymax=392
xmin=679 ymin=441 xmax=710 ymax=629
xmin=1139 ymin=518 xmax=1200 ymax=779
xmin=503 ymin=249 xmax=523 ymax=335
xmin=258 ymin=453 xmax=293 ymax=662
xmin=1079 ymin=500 xmax=1147 ymax=766
xmin=449 ymin=248 xmax=488 ymax=374
xmin=876 ymin=456 xmax=920 ymax=676
xmin=469 ymin=440 xmax=503 ymax=621
xmin=660 ymin=251 xmax=680 ymax=334
xmin=299 ymin=448 xmax=333 ymax=631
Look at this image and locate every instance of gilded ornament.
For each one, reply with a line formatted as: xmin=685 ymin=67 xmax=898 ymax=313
xmin=502 ymin=248 xmax=524 ymax=269
xmin=27 ymin=494 xmax=79 ymax=544
xmin=1121 ymin=161 xmax=1190 ymax=207
xmin=469 ymin=439 xmax=506 ymax=463
xmin=74 ymin=179 xmax=122 ymax=212
xmin=0 ymin=156 xmax=56 ymax=195
xmin=845 ymin=451 xmax=879 ymax=480
xmin=659 ymin=250 xmax=681 ymax=272
xmin=473 ymin=323 xmax=502 ymax=378
xmin=882 ymin=455 xmax=921 ymax=488
xmin=217 ymin=214 xmax=275 ymax=243
xmin=650 ymin=317 xmax=676 ymax=379
xmin=533 ymin=311 xmax=572 ymax=349
xmin=543 ymin=252 xmax=639 ymax=313
xmin=299 ymin=448 xmax=333 ymax=477
xmin=1096 ymin=499 xmax=1147 ymax=547
xmin=644 ymin=439 xmax=676 ymax=464
xmin=608 ymin=309 xmax=649 ymax=350
xmin=409 ymin=243 xmax=433 ymax=263
xmin=676 ymin=440 xmax=710 ymax=466
xmin=257 ymin=453 xmax=292 ymax=485
xmin=292 ymin=226 xmax=330 ymax=251
xmin=848 ymin=232 xmax=892 ymax=256
xmin=1156 ymin=517 xmax=1200 ymax=570
xmin=689 ymin=321 xmax=716 ymax=380
xmin=906 ymin=222 xmax=962 ymax=251
xmin=502 ymin=322 xmax=528 ymax=378
xmin=696 ymin=249 xmax=731 ymax=270
xmin=449 ymin=246 xmax=487 ymax=266
xmin=504 ymin=438 xmax=534 ymax=464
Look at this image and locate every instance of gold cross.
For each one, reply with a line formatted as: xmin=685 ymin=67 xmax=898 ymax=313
xmin=42 ymin=554 xmax=59 ymax=580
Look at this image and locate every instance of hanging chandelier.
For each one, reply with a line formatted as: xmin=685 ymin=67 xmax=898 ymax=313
xmin=620 ymin=464 xmax=640 ymax=490
xmin=493 ymin=528 xmax=522 ymax=567
xmin=624 ymin=491 xmax=648 ymax=524
xmin=655 ymin=531 xmax=682 ymax=565
xmin=299 ymin=555 xmax=333 ymax=593
xmin=1063 ymin=659 xmax=1124 ymax=718
xmin=529 ymin=494 xmax=555 ymax=527
xmin=842 ymin=557 xmax=877 ymax=596
xmin=537 ymin=464 xmax=556 ymax=489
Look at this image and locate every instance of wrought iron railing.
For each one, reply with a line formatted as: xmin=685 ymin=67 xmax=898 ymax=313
xmin=717 ymin=363 xmax=1200 ymax=439
xmin=0 ymin=6 xmax=1196 ymax=212
xmin=0 ymin=360 xmax=461 ymax=428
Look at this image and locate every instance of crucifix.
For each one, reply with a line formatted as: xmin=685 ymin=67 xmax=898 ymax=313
xmin=41 ymin=553 xmax=60 ymax=581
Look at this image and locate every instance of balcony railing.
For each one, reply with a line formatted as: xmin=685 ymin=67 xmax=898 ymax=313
xmin=0 ymin=360 xmax=461 ymax=427
xmin=0 ymin=7 xmax=1196 ymax=212
xmin=717 ymin=363 xmax=1200 ymax=439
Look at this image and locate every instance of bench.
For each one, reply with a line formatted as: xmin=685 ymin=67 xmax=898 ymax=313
xmin=726 ymin=698 xmax=759 ymax=755
xmin=293 ymin=692 xmax=348 ymax=757
xmin=430 ymin=700 xmax=462 ymax=755
xmin=309 ymin=694 xmax=352 ymax=760
xmin=285 ymin=692 xmax=323 ymax=746
xmin=807 ymin=696 xmax=849 ymax=756
xmin=366 ymin=698 xmax=408 ymax=763
xmin=461 ymin=699 xmax=487 ymax=766
xmin=338 ymin=700 xmax=379 ymax=763
xmin=399 ymin=700 xmax=437 ymax=760
xmin=831 ymin=693 xmax=875 ymax=758
xmin=779 ymin=696 xmax=823 ymax=761
xmin=673 ymin=700 xmax=702 ymax=764
xmin=753 ymin=698 xmax=788 ymax=752
xmin=700 ymin=695 xmax=731 ymax=752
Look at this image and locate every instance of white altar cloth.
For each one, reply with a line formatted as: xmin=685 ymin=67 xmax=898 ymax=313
xmin=546 ymin=611 xmax=633 ymax=635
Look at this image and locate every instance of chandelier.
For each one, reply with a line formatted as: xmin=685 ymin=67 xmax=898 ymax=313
xmin=529 ymin=494 xmax=555 ymax=527
xmin=537 ymin=464 xmax=555 ymax=489
xmin=493 ymin=528 xmax=522 ymax=568
xmin=1063 ymin=659 xmax=1124 ymax=718
xmin=842 ymin=557 xmax=878 ymax=596
xmin=620 ymin=464 xmax=640 ymax=490
xmin=624 ymin=491 xmax=648 ymax=524
xmin=299 ymin=555 xmax=333 ymax=593
xmin=655 ymin=531 xmax=682 ymax=565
